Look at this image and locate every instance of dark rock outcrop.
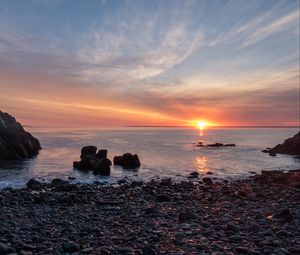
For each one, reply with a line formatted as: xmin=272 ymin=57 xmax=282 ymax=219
xmin=263 ymin=132 xmax=300 ymax=156
xmin=207 ymin=143 xmax=223 ymax=147
xmin=93 ymin=158 xmax=111 ymax=175
xmin=113 ymin=153 xmax=141 ymax=169
xmin=73 ymin=146 xmax=111 ymax=175
xmin=197 ymin=142 xmax=236 ymax=148
xmin=80 ymin=146 xmax=97 ymax=157
xmin=26 ymin=178 xmax=42 ymax=191
xmin=0 ymin=111 xmax=41 ymax=162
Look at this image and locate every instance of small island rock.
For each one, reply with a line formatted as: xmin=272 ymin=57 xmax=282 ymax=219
xmin=113 ymin=153 xmax=141 ymax=169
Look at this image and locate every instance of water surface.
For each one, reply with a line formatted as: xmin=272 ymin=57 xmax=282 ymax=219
xmin=0 ymin=127 xmax=299 ymax=188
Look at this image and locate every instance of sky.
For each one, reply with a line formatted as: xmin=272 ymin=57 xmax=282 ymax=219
xmin=0 ymin=0 xmax=299 ymax=127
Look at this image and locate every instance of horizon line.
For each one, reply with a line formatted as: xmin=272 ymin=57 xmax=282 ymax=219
xmin=125 ymin=125 xmax=300 ymax=128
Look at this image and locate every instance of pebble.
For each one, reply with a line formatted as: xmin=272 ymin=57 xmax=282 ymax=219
xmin=62 ymin=241 xmax=80 ymax=253
xmin=0 ymin=243 xmax=14 ymax=254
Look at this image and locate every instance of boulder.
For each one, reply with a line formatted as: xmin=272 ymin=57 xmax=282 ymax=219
xmin=62 ymin=241 xmax=80 ymax=253
xmin=113 ymin=153 xmax=141 ymax=169
xmin=268 ymin=132 xmax=300 ymax=156
xmin=26 ymin=178 xmax=42 ymax=191
xmin=96 ymin=149 xmax=107 ymax=159
xmin=80 ymin=145 xmax=97 ymax=157
xmin=0 ymin=111 xmax=41 ymax=162
xmin=93 ymin=158 xmax=111 ymax=175
xmin=74 ymin=146 xmax=112 ymax=175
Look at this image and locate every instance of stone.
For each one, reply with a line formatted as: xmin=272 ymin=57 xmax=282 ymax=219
xmin=93 ymin=158 xmax=111 ymax=175
xmin=177 ymin=211 xmax=196 ymax=222
xmin=189 ymin=171 xmax=199 ymax=177
xmin=0 ymin=242 xmax=14 ymax=254
xmin=62 ymin=241 xmax=80 ymax=253
xmin=156 ymin=194 xmax=171 ymax=202
xmin=96 ymin=149 xmax=107 ymax=159
xmin=235 ymin=247 xmax=249 ymax=254
xmin=272 ymin=209 xmax=293 ymax=223
xmin=224 ymin=144 xmax=236 ymax=146
xmin=51 ymin=178 xmax=76 ymax=191
xmin=80 ymin=146 xmax=97 ymax=157
xmin=113 ymin=153 xmax=141 ymax=169
xmin=26 ymin=178 xmax=42 ymax=191
xmin=203 ymin=177 xmax=212 ymax=184
xmin=0 ymin=111 xmax=41 ymax=162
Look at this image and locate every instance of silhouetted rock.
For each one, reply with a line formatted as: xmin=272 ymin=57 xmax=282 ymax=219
xmin=207 ymin=143 xmax=223 ymax=147
xmin=74 ymin=146 xmax=111 ymax=175
xmin=93 ymin=158 xmax=111 ymax=175
xmin=268 ymin=132 xmax=300 ymax=156
xmin=0 ymin=111 xmax=41 ymax=162
xmin=80 ymin=145 xmax=97 ymax=157
xmin=224 ymin=143 xmax=236 ymax=146
xmin=189 ymin=171 xmax=199 ymax=178
xmin=113 ymin=153 xmax=141 ymax=169
xmin=96 ymin=149 xmax=107 ymax=159
xmin=26 ymin=178 xmax=42 ymax=191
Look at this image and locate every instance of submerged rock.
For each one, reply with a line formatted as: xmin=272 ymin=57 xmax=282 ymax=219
xmin=267 ymin=132 xmax=300 ymax=156
xmin=207 ymin=143 xmax=224 ymax=147
xmin=113 ymin=153 xmax=141 ymax=169
xmin=0 ymin=111 xmax=41 ymax=162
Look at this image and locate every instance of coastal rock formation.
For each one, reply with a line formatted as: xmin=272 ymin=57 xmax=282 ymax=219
xmin=0 ymin=111 xmax=41 ymax=162
xmin=262 ymin=132 xmax=300 ymax=156
xmin=196 ymin=142 xmax=236 ymax=147
xmin=73 ymin=146 xmax=111 ymax=175
xmin=113 ymin=153 xmax=141 ymax=169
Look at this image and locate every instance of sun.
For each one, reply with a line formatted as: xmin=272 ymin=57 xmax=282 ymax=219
xmin=197 ymin=121 xmax=207 ymax=129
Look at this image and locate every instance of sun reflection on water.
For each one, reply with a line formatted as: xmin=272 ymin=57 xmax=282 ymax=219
xmin=196 ymin=156 xmax=209 ymax=173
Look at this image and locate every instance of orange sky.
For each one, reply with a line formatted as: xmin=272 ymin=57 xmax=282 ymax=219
xmin=0 ymin=0 xmax=299 ymax=127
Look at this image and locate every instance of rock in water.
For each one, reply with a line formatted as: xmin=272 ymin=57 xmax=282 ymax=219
xmin=0 ymin=111 xmax=41 ymax=162
xmin=96 ymin=149 xmax=107 ymax=159
xmin=74 ymin=146 xmax=111 ymax=175
xmin=113 ymin=153 xmax=141 ymax=169
xmin=268 ymin=132 xmax=300 ymax=156
xmin=80 ymin=145 xmax=97 ymax=157
xmin=93 ymin=158 xmax=111 ymax=175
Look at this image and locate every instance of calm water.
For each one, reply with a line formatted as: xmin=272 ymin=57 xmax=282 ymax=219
xmin=0 ymin=127 xmax=299 ymax=189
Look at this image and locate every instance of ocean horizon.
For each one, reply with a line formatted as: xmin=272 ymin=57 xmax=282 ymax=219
xmin=0 ymin=126 xmax=299 ymax=189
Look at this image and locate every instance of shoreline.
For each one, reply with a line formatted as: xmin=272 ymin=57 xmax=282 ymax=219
xmin=0 ymin=169 xmax=299 ymax=254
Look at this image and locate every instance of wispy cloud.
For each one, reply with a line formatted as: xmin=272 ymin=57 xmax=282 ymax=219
xmin=242 ymin=10 xmax=299 ymax=47
xmin=0 ymin=0 xmax=298 ymax=126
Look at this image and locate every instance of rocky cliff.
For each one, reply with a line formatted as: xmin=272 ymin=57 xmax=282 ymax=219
xmin=0 ymin=111 xmax=41 ymax=162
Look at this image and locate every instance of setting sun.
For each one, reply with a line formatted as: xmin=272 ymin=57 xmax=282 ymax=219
xmin=197 ymin=121 xmax=207 ymax=129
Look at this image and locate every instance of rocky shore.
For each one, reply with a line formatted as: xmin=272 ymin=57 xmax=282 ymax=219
xmin=0 ymin=170 xmax=299 ymax=255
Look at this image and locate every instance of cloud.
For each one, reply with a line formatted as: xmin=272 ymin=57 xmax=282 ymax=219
xmin=242 ymin=10 xmax=299 ymax=47
xmin=0 ymin=0 xmax=299 ymax=126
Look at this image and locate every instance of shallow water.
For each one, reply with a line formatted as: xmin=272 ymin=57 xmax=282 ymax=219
xmin=0 ymin=127 xmax=299 ymax=188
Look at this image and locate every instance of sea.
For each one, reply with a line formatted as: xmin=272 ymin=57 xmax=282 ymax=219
xmin=0 ymin=127 xmax=299 ymax=189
